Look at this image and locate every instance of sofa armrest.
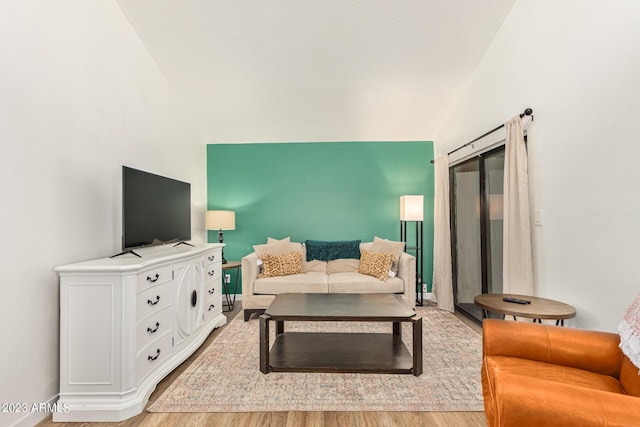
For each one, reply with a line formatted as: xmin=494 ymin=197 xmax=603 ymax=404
xmin=241 ymin=252 xmax=260 ymax=301
xmin=482 ymin=319 xmax=622 ymax=378
xmin=397 ymin=252 xmax=416 ymax=307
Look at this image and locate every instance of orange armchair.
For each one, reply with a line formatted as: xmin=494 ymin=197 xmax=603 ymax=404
xmin=481 ymin=319 xmax=640 ymax=426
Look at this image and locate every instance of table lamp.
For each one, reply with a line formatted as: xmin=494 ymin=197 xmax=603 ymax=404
xmin=205 ymin=210 xmax=235 ymax=264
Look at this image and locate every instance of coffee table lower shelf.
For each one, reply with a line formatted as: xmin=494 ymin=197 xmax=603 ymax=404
xmin=268 ymin=332 xmax=413 ymax=374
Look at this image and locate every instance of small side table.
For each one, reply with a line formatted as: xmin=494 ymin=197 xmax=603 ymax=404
xmin=222 ymin=261 xmax=241 ymax=312
xmin=474 ymin=293 xmax=576 ymax=326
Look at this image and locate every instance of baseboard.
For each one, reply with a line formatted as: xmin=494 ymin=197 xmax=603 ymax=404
xmin=10 ymin=394 xmax=58 ymax=427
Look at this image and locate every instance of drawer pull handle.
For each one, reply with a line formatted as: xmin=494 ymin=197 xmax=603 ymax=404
xmin=208 ymin=304 xmax=215 ymax=311
xmin=147 ymin=274 xmax=159 ymax=283
xmin=208 ymin=270 xmax=215 ymax=276
xmin=208 ymin=255 xmax=215 ymax=261
xmin=147 ymin=322 xmax=160 ymax=333
xmin=148 ymin=349 xmax=161 ymax=361
xmin=208 ymin=287 xmax=215 ymax=294
xmin=147 ymin=296 xmax=160 ymax=305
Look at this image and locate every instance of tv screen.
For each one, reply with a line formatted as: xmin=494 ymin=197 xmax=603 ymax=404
xmin=122 ymin=166 xmax=191 ymax=250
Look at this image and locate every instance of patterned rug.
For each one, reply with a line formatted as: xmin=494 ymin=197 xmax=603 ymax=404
xmin=148 ymin=307 xmax=484 ymax=412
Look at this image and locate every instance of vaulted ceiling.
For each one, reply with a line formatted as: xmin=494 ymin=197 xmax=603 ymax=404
xmin=116 ymin=0 xmax=517 ymax=143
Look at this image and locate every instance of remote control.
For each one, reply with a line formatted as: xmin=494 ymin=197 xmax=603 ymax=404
xmin=503 ymin=297 xmax=531 ymax=305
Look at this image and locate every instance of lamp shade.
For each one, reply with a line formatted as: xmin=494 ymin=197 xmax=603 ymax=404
xmin=205 ymin=210 xmax=236 ymax=230
xmin=400 ymin=195 xmax=424 ymax=221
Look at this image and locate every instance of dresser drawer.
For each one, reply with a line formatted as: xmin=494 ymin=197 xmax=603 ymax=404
xmin=137 ymin=332 xmax=172 ymax=383
xmin=203 ymin=280 xmax=220 ymax=299
xmin=204 ymin=250 xmax=221 ymax=265
xmin=137 ymin=265 xmax=172 ymax=293
xmin=204 ymin=262 xmax=221 ymax=284
xmin=204 ymin=249 xmax=222 ymax=275
xmin=203 ymin=294 xmax=222 ymax=323
xmin=137 ymin=306 xmax=172 ymax=353
xmin=136 ymin=282 xmax=171 ymax=321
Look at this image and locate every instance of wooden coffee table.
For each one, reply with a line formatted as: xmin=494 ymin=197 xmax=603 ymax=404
xmin=259 ymin=293 xmax=422 ymax=376
xmin=474 ymin=293 xmax=576 ymax=326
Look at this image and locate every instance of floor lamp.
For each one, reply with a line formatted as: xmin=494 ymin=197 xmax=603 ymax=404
xmin=400 ymin=195 xmax=424 ymax=306
xmin=205 ymin=210 xmax=235 ymax=264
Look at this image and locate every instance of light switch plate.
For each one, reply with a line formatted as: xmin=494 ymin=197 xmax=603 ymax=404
xmin=534 ymin=209 xmax=543 ymax=226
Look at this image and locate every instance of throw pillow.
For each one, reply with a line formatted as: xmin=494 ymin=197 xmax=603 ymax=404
xmin=258 ymin=251 xmax=305 ymax=278
xmin=357 ymin=250 xmax=396 ymax=282
xmin=360 ymin=242 xmax=373 ymax=252
xmin=264 ymin=237 xmax=304 ymax=254
xmin=304 ymin=240 xmax=361 ymax=261
xmin=372 ymin=236 xmax=405 ymax=274
xmin=254 ymin=238 xmax=294 ymax=258
xmin=618 ymin=292 xmax=640 ymax=370
xmin=267 ymin=236 xmax=291 ymax=244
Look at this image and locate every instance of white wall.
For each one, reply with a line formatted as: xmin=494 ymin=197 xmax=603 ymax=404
xmin=436 ymin=0 xmax=640 ymax=332
xmin=0 ymin=2 xmax=205 ymax=426
xmin=115 ymin=0 xmax=518 ymax=143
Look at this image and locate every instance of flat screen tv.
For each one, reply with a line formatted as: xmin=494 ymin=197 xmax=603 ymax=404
xmin=121 ymin=166 xmax=191 ymax=254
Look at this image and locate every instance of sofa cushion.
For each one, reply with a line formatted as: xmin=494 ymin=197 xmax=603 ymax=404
xmin=328 ymin=272 xmax=404 ymax=293
xmin=372 ymin=236 xmax=405 ymax=274
xmin=305 ymin=240 xmax=361 ymax=261
xmin=358 ymin=250 xmax=396 ymax=281
xmin=327 ymin=258 xmax=360 ymax=274
xmin=258 ymin=251 xmax=304 ymax=278
xmin=254 ymin=272 xmax=328 ymax=294
xmin=301 ymin=245 xmax=327 ymax=273
xmin=485 ymin=371 xmax=638 ymax=427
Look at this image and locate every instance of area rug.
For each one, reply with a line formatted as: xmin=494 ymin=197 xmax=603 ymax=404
xmin=148 ymin=307 xmax=483 ymax=412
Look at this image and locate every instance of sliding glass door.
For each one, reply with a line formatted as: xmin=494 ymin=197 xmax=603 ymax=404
xmin=450 ymin=147 xmax=504 ymax=322
xmin=484 ymin=150 xmax=504 ymax=295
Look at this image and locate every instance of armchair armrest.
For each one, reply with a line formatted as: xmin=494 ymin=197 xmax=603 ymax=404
xmin=482 ymin=319 xmax=622 ymax=378
xmin=241 ymin=252 xmax=260 ymax=301
xmin=397 ymin=252 xmax=416 ymax=307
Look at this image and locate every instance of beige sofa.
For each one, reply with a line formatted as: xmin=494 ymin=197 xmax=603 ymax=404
xmin=241 ymin=239 xmax=416 ymax=320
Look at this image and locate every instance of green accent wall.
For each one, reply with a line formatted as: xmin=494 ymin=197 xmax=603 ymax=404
xmin=207 ymin=141 xmax=434 ymax=294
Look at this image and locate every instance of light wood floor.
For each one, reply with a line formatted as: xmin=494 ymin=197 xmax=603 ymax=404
xmin=37 ymin=302 xmax=486 ymax=427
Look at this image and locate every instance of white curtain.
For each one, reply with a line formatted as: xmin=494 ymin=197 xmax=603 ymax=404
xmin=502 ymin=116 xmax=534 ymax=295
xmin=432 ymin=155 xmax=454 ymax=312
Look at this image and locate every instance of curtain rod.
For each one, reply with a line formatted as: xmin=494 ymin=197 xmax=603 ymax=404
xmin=429 ymin=108 xmax=533 ymax=164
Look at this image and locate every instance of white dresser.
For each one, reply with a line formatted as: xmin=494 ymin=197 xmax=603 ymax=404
xmin=54 ymin=243 xmax=227 ymax=422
